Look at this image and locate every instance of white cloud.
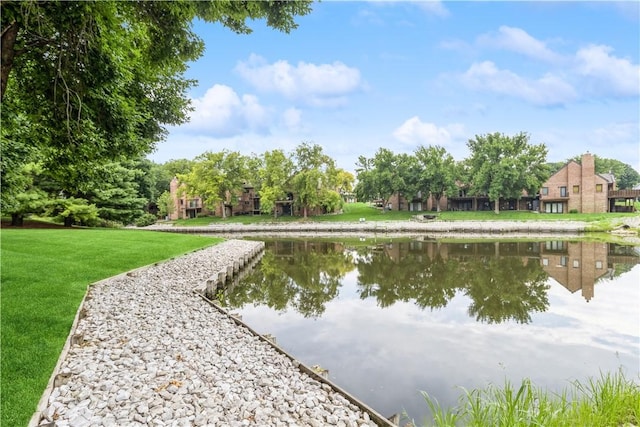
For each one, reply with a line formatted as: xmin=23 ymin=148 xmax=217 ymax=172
xmin=415 ymin=1 xmax=450 ymax=18
xmin=461 ymin=61 xmax=578 ymax=106
xmin=457 ymin=27 xmax=639 ymax=103
xmin=477 ymin=26 xmax=563 ymax=63
xmin=536 ymin=122 xmax=640 ymax=172
xmin=281 ymin=107 xmax=303 ymax=131
xmin=187 ymin=84 xmax=270 ymax=136
xmin=392 ymin=117 xmax=464 ymax=146
xmin=365 ymin=0 xmax=450 ymax=18
xmin=574 ymin=44 xmax=640 ymax=97
xmin=235 ymin=54 xmax=363 ymax=107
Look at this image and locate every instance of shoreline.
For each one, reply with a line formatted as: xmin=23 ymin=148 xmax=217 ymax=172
xmin=144 ymin=218 xmax=640 ymax=244
xmin=32 ymin=241 xmax=393 ymax=427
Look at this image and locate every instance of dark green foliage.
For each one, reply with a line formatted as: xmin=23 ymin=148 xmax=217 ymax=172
xmin=134 ymin=213 xmax=157 ymax=227
xmin=466 ymin=132 xmax=550 ymax=214
xmin=1 ymin=0 xmax=312 ymax=223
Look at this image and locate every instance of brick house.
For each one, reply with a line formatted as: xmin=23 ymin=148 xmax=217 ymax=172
xmin=168 ymin=178 xmax=260 ymax=219
xmin=387 ymin=191 xmax=448 ymax=212
xmin=539 ymin=153 xmax=614 ymax=213
xmin=168 ymin=177 xmax=211 ymax=220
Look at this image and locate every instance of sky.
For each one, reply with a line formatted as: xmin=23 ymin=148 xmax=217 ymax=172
xmin=149 ymin=1 xmax=640 ymax=174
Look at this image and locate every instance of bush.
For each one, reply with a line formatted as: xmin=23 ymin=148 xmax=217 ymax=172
xmin=134 ymin=213 xmax=157 ymax=227
xmin=97 ymin=219 xmax=124 ymax=228
xmin=569 ymin=209 xmax=579 ymax=214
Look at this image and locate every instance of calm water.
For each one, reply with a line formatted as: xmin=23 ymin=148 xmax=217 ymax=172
xmin=217 ymin=238 xmax=640 ymax=423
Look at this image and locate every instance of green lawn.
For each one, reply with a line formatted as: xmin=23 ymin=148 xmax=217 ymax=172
xmin=169 ymin=202 xmax=638 ymax=226
xmin=0 ymin=229 xmax=220 ymax=427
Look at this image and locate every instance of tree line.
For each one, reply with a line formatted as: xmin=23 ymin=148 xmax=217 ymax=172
xmin=4 ymin=134 xmax=639 ymax=226
xmin=2 ymin=2 xmax=638 ymax=226
xmin=1 ymin=0 xmax=313 ymax=225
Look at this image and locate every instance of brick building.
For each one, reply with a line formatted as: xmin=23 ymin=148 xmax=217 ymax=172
xmin=168 ymin=177 xmax=210 ymax=220
xmin=168 ymin=178 xmax=261 ymax=220
xmin=539 ymin=153 xmax=614 ymax=214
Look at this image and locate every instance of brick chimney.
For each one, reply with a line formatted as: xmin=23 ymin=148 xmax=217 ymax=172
xmin=581 ymin=153 xmax=595 ymax=213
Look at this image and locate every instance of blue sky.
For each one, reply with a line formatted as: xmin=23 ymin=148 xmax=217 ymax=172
xmin=150 ymin=1 xmax=640 ymax=174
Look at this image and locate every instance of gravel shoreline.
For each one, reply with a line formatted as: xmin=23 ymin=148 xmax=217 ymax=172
xmin=34 ymin=240 xmax=388 ymax=427
xmin=146 ymin=217 xmax=640 ymax=244
xmin=34 ymin=218 xmax=640 ymax=426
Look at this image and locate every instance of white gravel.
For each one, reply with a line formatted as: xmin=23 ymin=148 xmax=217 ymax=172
xmin=36 ymin=240 xmax=382 ymax=427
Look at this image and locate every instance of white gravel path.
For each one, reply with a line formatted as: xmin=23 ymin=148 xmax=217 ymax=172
xmin=35 ymin=240 xmax=384 ymax=427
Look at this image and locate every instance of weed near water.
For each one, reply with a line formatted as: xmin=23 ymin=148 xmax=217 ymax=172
xmin=415 ymin=370 xmax=639 ymax=427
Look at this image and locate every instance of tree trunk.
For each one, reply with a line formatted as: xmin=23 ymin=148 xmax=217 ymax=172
xmin=64 ymin=216 xmax=74 ymax=227
xmin=303 ymin=205 xmax=308 ymax=219
xmin=494 ymin=199 xmax=500 ymax=214
xmin=1 ymin=21 xmax=19 ymax=103
xmin=11 ymin=213 xmax=23 ymax=226
xmin=220 ymin=201 xmax=226 ymax=219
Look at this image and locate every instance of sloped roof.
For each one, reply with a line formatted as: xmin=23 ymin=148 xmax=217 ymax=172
xmin=598 ymin=173 xmax=615 ymax=183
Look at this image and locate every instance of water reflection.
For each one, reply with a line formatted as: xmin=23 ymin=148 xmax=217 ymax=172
xmin=222 ymin=240 xmax=638 ymax=323
xmin=221 ymin=238 xmax=639 ymax=423
xmin=357 ymin=241 xmax=550 ymax=324
xmin=225 ymin=241 xmax=354 ymax=317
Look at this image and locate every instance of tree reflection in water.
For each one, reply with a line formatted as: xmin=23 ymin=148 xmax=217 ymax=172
xmin=224 ymin=241 xmax=354 ymax=318
xmin=356 ymin=241 xmax=549 ymax=323
xmin=221 ymin=239 xmax=637 ymax=324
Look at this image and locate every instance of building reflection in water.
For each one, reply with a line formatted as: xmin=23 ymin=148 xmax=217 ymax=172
xmin=225 ymin=239 xmax=639 ymax=323
xmin=375 ymin=239 xmax=639 ymax=303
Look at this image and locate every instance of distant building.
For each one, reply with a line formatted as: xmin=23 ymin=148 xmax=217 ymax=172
xmin=539 ymin=153 xmax=614 ymax=213
xmin=169 ymin=177 xmax=210 ymax=220
xmin=168 ymin=178 xmax=262 ymax=219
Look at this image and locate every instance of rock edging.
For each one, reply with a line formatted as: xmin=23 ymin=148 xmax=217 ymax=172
xmin=31 ymin=240 xmax=393 ymax=427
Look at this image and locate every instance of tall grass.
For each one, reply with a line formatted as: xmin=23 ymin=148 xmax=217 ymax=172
xmin=1 ymin=229 xmax=220 ymax=427
xmin=415 ymin=371 xmax=639 ymax=427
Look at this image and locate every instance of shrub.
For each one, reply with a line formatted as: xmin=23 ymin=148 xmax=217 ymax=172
xmin=97 ymin=219 xmax=124 ymax=228
xmin=134 ymin=213 xmax=157 ymax=227
xmin=569 ymin=209 xmax=579 ymax=214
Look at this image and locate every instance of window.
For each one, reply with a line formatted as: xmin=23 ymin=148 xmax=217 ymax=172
xmin=542 ymin=258 xmax=549 ymax=266
xmin=560 ymin=256 xmax=568 ymax=267
xmin=596 ymin=184 xmax=603 ymax=193
xmin=573 ymin=259 xmax=580 ymax=268
xmin=545 ymin=202 xmax=564 ymax=213
xmin=541 ymin=187 xmax=548 ymax=195
xmin=573 ymin=185 xmax=579 ymax=194
xmin=560 ymin=186 xmax=568 ymax=197
xmin=595 ymin=261 xmax=603 ymax=269
xmin=545 ymin=241 xmax=566 ymax=251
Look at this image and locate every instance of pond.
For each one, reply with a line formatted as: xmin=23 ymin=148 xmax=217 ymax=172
xmin=215 ymin=238 xmax=640 ymax=424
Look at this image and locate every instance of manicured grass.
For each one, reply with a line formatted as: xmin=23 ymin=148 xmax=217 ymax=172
xmin=169 ymin=202 xmax=638 ymax=226
xmin=0 ymin=229 xmax=220 ymax=427
xmin=417 ymin=371 xmax=639 ymax=427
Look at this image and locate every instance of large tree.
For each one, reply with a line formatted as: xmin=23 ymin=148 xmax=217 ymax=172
xmin=259 ymin=149 xmax=294 ymax=218
xmin=1 ymin=0 xmax=312 ymax=214
xmin=466 ymin=132 xmax=549 ymax=214
xmin=179 ymin=150 xmax=248 ymax=219
xmin=414 ymin=145 xmax=458 ymax=212
xmin=578 ymin=156 xmax=639 ymax=189
xmin=290 ymin=142 xmax=338 ymax=218
xmin=354 ymin=148 xmax=408 ymax=211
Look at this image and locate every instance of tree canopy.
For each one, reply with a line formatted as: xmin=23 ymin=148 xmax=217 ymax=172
xmin=415 ymin=145 xmax=458 ymax=212
xmin=0 ymin=0 xmax=312 ymax=220
xmin=465 ymin=132 xmax=549 ymax=214
xmin=355 ymin=148 xmax=409 ymax=211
